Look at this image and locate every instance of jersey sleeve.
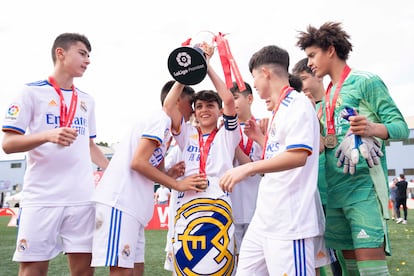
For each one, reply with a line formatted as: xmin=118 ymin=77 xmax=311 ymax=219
xmin=2 ymin=85 xmax=32 ymax=134
xmin=358 ymin=74 xmax=409 ymax=140
xmin=141 ymin=110 xmax=172 ymax=147
xmin=284 ymin=94 xmax=317 ymax=155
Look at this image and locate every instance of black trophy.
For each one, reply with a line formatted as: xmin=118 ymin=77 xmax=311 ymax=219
xmin=167 ymin=32 xmax=214 ymax=85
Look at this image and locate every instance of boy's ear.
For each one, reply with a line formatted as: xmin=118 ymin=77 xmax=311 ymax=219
xmin=327 ymin=45 xmax=336 ymax=58
xmin=247 ymin=94 xmax=253 ymax=104
xmin=262 ymin=66 xmax=271 ymax=79
xmin=55 ymin=47 xmax=64 ymax=60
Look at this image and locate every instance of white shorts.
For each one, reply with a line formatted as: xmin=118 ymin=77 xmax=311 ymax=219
xmin=164 ymin=251 xmax=174 ymax=271
xmin=314 ymin=235 xmax=336 ymax=268
xmin=13 ymin=205 xmax=95 ymax=262
xmin=236 ymin=228 xmax=315 ymax=276
xmin=91 ymin=203 xmax=145 ymax=269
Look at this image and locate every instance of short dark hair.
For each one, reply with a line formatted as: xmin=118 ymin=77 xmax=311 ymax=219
xmin=248 ymin=45 xmax=289 ymax=78
xmin=230 ymin=81 xmax=252 ymax=96
xmin=248 ymin=45 xmax=289 ymax=72
xmin=296 ymin=21 xmax=353 ymax=61
xmin=194 ymin=90 xmax=222 ymax=108
xmin=160 ymin=80 xmax=195 ymax=106
xmin=288 ymin=74 xmax=303 ymax=92
xmin=51 ymin=33 xmax=91 ymax=64
xmin=292 ymin=58 xmax=313 ymax=76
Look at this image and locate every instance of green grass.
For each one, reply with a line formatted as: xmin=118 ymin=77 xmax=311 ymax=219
xmin=0 ymin=217 xmax=170 ymax=275
xmin=1 ymin=211 xmax=413 ymax=275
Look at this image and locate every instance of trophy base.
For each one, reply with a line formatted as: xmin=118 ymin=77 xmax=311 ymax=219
xmin=167 ymin=46 xmax=208 ymax=85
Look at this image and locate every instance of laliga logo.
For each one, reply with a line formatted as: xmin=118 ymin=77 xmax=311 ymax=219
xmin=8 ymin=104 xmax=20 ymax=116
xmin=176 ymin=52 xmax=191 ymax=67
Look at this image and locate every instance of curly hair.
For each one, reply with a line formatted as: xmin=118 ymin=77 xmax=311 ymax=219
xmin=296 ymin=22 xmax=353 ymax=61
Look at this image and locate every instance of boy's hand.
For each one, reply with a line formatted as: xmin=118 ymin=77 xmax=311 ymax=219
xmin=48 ymin=127 xmax=78 ymax=146
xmin=220 ymin=165 xmax=249 ymax=192
xmin=358 ymin=136 xmax=383 ymax=167
xmin=176 ymin=174 xmax=208 ymax=192
xmin=244 ymin=119 xmax=264 ymax=141
xmin=198 ymin=41 xmax=215 ymax=62
xmin=258 ymin=118 xmax=269 ymax=135
xmin=335 ymin=134 xmax=383 ymax=174
xmin=335 ymin=134 xmax=358 ymax=174
xmin=166 ymin=161 xmax=186 ymax=179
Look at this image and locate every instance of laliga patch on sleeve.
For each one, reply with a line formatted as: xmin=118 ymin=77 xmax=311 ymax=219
xmin=6 ymin=104 xmax=20 ymax=120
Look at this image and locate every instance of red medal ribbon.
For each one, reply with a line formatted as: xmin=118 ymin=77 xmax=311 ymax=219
xmin=239 ymin=116 xmax=255 ymax=155
xmin=48 ymin=76 xmax=78 ymax=128
xmin=181 ymin=38 xmax=192 ymax=46
xmin=198 ymin=127 xmax=219 ymax=175
xmin=317 ymin=105 xmax=323 ymax=120
xmin=261 ymin=86 xmax=294 ymax=159
xmin=325 ymin=65 xmax=351 ymax=135
xmin=181 ymin=32 xmax=246 ymax=91
xmin=214 ymin=32 xmax=246 ymax=91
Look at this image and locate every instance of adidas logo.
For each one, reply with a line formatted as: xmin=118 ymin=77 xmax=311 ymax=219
xmin=48 ymin=99 xmax=58 ymax=106
xmin=316 ymin=250 xmax=327 ymax=259
xmin=357 ymin=229 xmax=370 ymax=239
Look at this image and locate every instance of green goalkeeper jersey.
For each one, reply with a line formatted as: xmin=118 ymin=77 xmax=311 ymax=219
xmin=321 ymin=69 xmax=409 ymax=212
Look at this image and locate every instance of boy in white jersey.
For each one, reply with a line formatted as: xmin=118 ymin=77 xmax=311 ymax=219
xmin=220 ymin=45 xmax=322 ymax=275
xmin=292 ymin=58 xmax=343 ymax=276
xmin=1 ymin=33 xmax=110 ymax=276
xmin=91 ymin=81 xmax=206 ymax=276
xmin=297 ymin=21 xmax=409 ymax=275
xmin=163 ymin=43 xmax=240 ymax=275
xmin=229 ymin=81 xmax=262 ymax=265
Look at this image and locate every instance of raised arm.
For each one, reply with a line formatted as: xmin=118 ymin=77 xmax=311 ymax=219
xmin=163 ymin=82 xmax=185 ymax=132
xmin=202 ymin=42 xmax=236 ymax=117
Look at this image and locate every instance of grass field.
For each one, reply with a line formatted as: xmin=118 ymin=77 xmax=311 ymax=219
xmin=1 ymin=211 xmax=414 ymax=275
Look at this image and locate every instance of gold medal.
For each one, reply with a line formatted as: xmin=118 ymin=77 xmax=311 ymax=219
xmin=324 ymin=134 xmax=338 ymax=149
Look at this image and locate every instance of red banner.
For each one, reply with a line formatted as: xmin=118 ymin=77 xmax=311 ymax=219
xmin=145 ymin=204 xmax=170 ymax=230
xmin=0 ymin=208 xmax=17 ymax=216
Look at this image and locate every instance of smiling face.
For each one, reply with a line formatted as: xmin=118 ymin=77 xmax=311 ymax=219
xmin=194 ymin=99 xmax=221 ymax=130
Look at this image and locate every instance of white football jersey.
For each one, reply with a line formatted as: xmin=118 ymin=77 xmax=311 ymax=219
xmin=2 ymin=80 xmax=97 ymax=206
xmin=92 ymin=110 xmax=172 ymax=225
xmin=230 ymin=121 xmax=262 ymax=224
xmin=172 ymin=115 xmax=240 ymax=206
xmin=171 ymin=114 xmax=240 ymax=275
xmin=252 ymin=91 xmax=321 ymax=239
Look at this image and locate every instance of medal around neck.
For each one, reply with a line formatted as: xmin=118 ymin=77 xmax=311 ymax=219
xmin=324 ymin=134 xmax=338 ymax=149
xmin=167 ymin=31 xmax=214 ymax=85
